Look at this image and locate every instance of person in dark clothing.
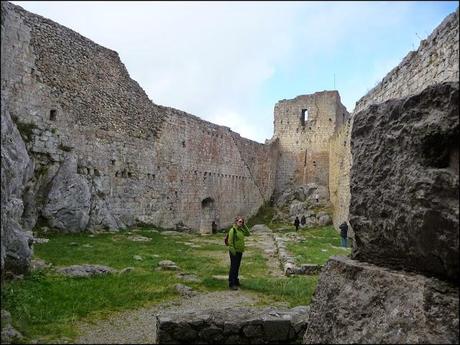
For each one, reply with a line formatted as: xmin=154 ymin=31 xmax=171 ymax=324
xmin=339 ymin=221 xmax=348 ymax=247
xmin=294 ymin=216 xmax=300 ymax=231
xmin=300 ymin=215 xmax=306 ymax=228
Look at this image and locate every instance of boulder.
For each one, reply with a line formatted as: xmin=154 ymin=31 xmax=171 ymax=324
xmin=289 ymin=201 xmax=308 ymax=217
xmin=349 ymin=82 xmax=459 ymax=282
xmin=42 ymin=155 xmax=91 ymax=232
xmin=158 ymin=260 xmax=179 ymax=271
xmin=56 ymin=264 xmax=117 ymax=277
xmin=317 ymin=214 xmax=332 ymax=226
xmin=1 ymin=101 xmax=34 ymax=275
xmin=303 ymin=256 xmax=459 ymax=344
xmin=87 ymin=175 xmax=125 ymax=231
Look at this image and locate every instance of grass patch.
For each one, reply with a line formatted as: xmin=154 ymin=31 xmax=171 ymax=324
xmin=247 ymin=202 xmax=274 ymax=227
xmin=243 ymin=275 xmax=318 ymax=307
xmin=287 ymin=226 xmax=351 ymax=265
xmin=2 ymin=221 xmax=341 ymax=342
xmin=246 ymin=202 xmax=295 ymax=231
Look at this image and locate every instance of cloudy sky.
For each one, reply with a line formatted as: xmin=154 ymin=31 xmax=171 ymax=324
xmin=12 ymin=1 xmax=458 ymax=143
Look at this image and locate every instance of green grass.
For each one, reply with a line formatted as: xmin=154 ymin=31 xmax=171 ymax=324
xmin=1 ymin=222 xmax=345 ymax=343
xmin=246 ymin=202 xmax=274 ymax=227
xmin=287 ymin=226 xmax=351 ymax=265
xmin=246 ymin=202 xmax=293 ymax=231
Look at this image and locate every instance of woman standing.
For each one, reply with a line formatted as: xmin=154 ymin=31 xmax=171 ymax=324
xmin=227 ymin=216 xmax=250 ymax=290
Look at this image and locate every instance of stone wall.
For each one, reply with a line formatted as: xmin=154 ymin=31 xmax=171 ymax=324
xmin=273 ymin=91 xmax=349 ymax=194
xmin=1 ymin=0 xmax=278 ymax=250
xmin=328 ymin=118 xmax=352 ymax=230
xmin=354 ymin=8 xmax=459 ymax=113
xmin=154 ymin=306 xmax=309 ymax=344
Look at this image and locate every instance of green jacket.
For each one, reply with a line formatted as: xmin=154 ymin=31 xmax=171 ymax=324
xmin=228 ymin=224 xmax=250 ymax=255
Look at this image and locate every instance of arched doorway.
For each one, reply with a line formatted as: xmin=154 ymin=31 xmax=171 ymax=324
xmin=200 ymin=197 xmax=216 ymax=235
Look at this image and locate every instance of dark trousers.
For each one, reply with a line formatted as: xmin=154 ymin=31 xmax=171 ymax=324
xmin=228 ymin=251 xmax=243 ymax=287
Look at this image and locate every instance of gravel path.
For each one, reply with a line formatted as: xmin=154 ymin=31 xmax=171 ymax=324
xmin=75 ymin=290 xmax=261 ymax=344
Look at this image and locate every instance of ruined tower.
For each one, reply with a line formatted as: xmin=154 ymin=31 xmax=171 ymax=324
xmin=273 ymin=91 xmax=349 ymax=194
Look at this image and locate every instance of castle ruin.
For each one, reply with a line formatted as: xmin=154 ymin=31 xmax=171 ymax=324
xmin=1 ymin=2 xmax=459 ymax=343
xmin=1 ymin=1 xmax=353 ymax=273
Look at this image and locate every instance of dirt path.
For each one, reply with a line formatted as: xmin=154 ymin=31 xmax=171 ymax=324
xmin=75 ymin=290 xmax=260 ymax=344
xmin=75 ymin=224 xmax=284 ymax=344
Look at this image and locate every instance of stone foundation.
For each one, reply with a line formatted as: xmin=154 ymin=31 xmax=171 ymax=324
xmin=154 ymin=306 xmax=310 ymax=344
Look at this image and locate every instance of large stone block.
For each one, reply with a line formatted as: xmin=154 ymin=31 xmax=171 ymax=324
xmin=349 ymin=82 xmax=459 ymax=283
xmin=303 ymin=256 xmax=459 ymax=344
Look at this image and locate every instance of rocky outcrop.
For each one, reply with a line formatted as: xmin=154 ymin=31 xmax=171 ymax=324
xmin=273 ymin=183 xmax=333 ymax=227
xmin=303 ymin=256 xmax=459 ymax=344
xmin=350 ymin=82 xmax=459 ymax=283
xmin=42 ymin=156 xmax=91 ymax=232
xmin=0 ymin=100 xmax=34 ymax=275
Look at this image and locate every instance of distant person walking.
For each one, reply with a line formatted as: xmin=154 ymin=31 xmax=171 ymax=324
xmin=339 ymin=221 xmax=348 ymax=247
xmin=315 ymin=193 xmax=319 ymax=204
xmin=227 ymin=216 xmax=250 ymax=290
xmin=300 ymin=215 xmax=306 ymax=228
xmin=294 ymin=216 xmax=300 ymax=231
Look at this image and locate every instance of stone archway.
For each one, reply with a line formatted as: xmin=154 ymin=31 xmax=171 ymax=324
xmin=200 ymin=197 xmax=216 ymax=235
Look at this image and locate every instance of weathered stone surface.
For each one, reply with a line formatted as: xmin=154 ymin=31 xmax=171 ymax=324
xmin=56 ymin=264 xmax=117 ymax=277
xmin=174 ymin=284 xmax=197 ymax=298
xmin=317 ymin=213 xmax=332 ymax=226
xmin=158 ymin=260 xmax=179 ymax=271
xmin=350 ymin=82 xmax=459 ymax=282
xmin=1 ymin=310 xmax=24 ymax=344
xmin=303 ymin=256 xmax=459 ymax=344
xmin=1 ymin=93 xmax=34 ymax=275
xmin=155 ymin=306 xmax=309 ymax=344
xmin=87 ymin=175 xmax=125 ymax=231
xmin=42 ymin=155 xmax=91 ymax=232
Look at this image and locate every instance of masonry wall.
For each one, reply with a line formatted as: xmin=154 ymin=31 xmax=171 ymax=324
xmin=273 ymin=91 xmax=349 ymax=194
xmin=1 ymin=2 xmax=277 ymax=235
xmin=354 ymin=8 xmax=459 ymax=113
xmin=328 ymin=119 xmax=352 ymax=230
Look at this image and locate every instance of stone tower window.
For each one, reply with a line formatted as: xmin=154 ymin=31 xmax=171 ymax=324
xmin=301 ymin=109 xmax=308 ymax=126
xmin=50 ymin=109 xmax=57 ymax=121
